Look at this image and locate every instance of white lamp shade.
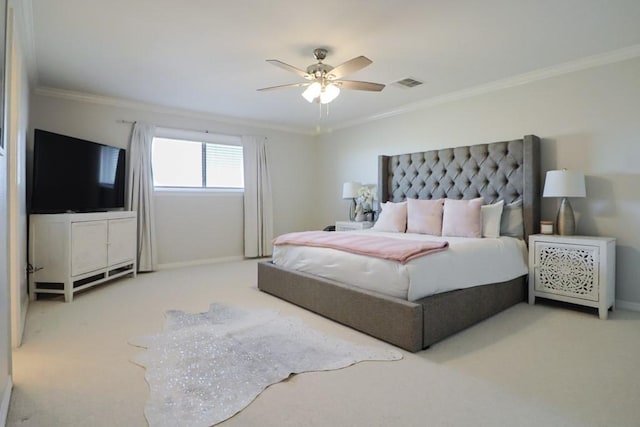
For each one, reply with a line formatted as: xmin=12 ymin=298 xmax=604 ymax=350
xmin=302 ymin=82 xmax=322 ymax=103
xmin=302 ymin=82 xmax=340 ymax=104
xmin=543 ymin=170 xmax=586 ymax=198
xmin=319 ymin=84 xmax=340 ymax=104
xmin=342 ymin=182 xmax=361 ymax=199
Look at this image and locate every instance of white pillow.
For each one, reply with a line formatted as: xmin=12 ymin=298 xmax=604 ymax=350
xmin=441 ymin=198 xmax=483 ymax=238
xmin=500 ymin=199 xmax=524 ymax=238
xmin=372 ymin=201 xmax=407 ymax=232
xmin=481 ymin=200 xmax=504 ymax=238
xmin=406 ymin=198 xmax=444 ymax=235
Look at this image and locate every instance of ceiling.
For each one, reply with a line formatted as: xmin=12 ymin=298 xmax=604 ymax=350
xmin=30 ymin=0 xmax=640 ymax=134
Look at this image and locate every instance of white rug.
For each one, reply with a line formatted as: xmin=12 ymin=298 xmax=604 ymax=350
xmin=130 ymin=303 xmax=403 ymax=427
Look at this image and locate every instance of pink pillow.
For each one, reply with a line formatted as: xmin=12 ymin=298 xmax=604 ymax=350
xmin=442 ymin=198 xmax=483 ymax=238
xmin=372 ymin=202 xmax=407 ymax=232
xmin=406 ymin=198 xmax=444 ymax=235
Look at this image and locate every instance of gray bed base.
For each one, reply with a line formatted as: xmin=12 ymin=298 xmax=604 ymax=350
xmin=258 ymin=261 xmax=525 ymax=352
xmin=258 ymin=135 xmax=539 ymax=352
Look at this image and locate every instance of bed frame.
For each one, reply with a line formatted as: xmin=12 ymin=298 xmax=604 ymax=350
xmin=258 ymin=135 xmax=540 ymax=352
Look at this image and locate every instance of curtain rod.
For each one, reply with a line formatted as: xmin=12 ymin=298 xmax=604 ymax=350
xmin=116 ymin=119 xmax=213 ymax=134
xmin=115 ymin=120 xmax=264 ymax=143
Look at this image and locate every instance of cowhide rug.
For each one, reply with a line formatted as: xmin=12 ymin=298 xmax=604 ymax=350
xmin=130 ymin=303 xmax=402 ymax=426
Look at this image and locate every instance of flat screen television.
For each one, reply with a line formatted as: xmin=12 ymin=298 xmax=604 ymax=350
xmin=31 ymin=129 xmax=127 ymax=214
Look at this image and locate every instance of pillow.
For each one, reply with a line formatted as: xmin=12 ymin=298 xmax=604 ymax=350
xmin=406 ymin=198 xmax=444 ymax=235
xmin=500 ymin=199 xmax=524 ymax=238
xmin=372 ymin=201 xmax=407 ymax=232
xmin=481 ymin=200 xmax=504 ymax=238
xmin=441 ymin=198 xmax=483 ymax=238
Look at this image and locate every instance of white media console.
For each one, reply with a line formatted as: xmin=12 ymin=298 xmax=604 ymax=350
xmin=29 ymin=211 xmax=137 ymax=302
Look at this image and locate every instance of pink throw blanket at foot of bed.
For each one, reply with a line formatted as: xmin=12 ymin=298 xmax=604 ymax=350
xmin=272 ymin=231 xmax=448 ymax=264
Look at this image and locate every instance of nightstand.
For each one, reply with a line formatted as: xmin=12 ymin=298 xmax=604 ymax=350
xmin=528 ymin=234 xmax=616 ymax=319
xmin=335 ymin=221 xmax=374 ymax=231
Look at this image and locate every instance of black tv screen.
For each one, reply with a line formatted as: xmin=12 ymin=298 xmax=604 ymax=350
xmin=31 ymin=129 xmax=126 ymax=213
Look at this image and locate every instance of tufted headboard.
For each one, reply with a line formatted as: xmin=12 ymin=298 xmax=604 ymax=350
xmin=378 ymin=135 xmax=540 ymax=240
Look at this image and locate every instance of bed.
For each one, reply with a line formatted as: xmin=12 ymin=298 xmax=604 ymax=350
xmin=258 ymin=135 xmax=540 ymax=352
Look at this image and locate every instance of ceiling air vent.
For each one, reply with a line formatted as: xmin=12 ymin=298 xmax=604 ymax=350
xmin=394 ymin=77 xmax=423 ymax=88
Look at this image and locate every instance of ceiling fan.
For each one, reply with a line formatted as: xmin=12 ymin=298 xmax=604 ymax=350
xmin=257 ymin=48 xmax=385 ymax=104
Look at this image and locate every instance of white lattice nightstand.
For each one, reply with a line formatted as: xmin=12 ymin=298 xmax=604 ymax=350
xmin=335 ymin=221 xmax=374 ymax=231
xmin=528 ymin=234 xmax=616 ymax=319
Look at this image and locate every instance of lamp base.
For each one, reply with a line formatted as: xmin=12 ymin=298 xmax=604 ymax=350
xmin=347 ymin=199 xmax=356 ymax=221
xmin=556 ymin=197 xmax=576 ymax=235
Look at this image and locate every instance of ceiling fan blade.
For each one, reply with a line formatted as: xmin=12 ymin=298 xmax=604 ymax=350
xmin=257 ymin=82 xmax=311 ymax=91
xmin=266 ymin=59 xmax=311 ymax=79
xmin=326 ymin=56 xmax=372 ymax=80
xmin=334 ymin=80 xmax=385 ymax=92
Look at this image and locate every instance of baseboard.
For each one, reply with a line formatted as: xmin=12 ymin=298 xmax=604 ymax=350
xmin=616 ymin=299 xmax=640 ymax=312
xmin=158 ymin=256 xmax=245 ymax=270
xmin=0 ymin=376 xmax=13 ymax=427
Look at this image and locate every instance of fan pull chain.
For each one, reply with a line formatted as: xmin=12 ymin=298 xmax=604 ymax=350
xmin=315 ymin=101 xmax=332 ymax=133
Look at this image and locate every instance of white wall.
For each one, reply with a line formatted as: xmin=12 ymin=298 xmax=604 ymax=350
xmin=154 ymin=191 xmax=244 ymax=266
xmin=29 ymin=94 xmax=318 ymax=266
xmin=317 ymin=57 xmax=640 ymax=307
xmin=0 ymin=127 xmax=10 ymax=424
xmin=7 ymin=0 xmax=30 ymax=348
xmin=0 ymin=0 xmax=27 ymax=420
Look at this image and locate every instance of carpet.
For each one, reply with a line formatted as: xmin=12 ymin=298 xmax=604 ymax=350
xmin=130 ymin=303 xmax=403 ymax=427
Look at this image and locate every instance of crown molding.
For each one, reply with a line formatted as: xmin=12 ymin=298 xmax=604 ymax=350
xmin=327 ymin=44 xmax=640 ymax=133
xmin=33 ymin=86 xmax=317 ymax=136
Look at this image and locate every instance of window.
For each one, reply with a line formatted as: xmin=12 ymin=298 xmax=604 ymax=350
xmin=151 ymin=128 xmax=243 ymax=190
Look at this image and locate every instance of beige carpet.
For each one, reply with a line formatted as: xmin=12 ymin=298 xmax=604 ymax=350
xmin=8 ymin=260 xmax=640 ymax=426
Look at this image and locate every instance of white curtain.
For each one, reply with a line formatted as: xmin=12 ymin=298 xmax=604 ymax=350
xmin=127 ymin=122 xmax=158 ymax=271
xmin=243 ymin=135 xmax=274 ymax=257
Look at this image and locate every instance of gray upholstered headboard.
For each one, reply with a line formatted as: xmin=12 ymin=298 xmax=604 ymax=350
xmin=378 ymin=135 xmax=540 ymax=240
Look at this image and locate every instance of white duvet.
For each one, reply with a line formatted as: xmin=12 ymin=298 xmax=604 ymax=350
xmin=272 ymin=230 xmax=528 ymax=302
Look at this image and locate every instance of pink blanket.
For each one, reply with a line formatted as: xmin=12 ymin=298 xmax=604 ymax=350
xmin=272 ymin=231 xmax=448 ymax=264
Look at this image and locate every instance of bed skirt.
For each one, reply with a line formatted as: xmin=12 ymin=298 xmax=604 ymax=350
xmin=257 ymin=261 xmax=526 ymax=352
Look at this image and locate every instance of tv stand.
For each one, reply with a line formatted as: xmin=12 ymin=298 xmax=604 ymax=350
xmin=29 ymin=211 xmax=137 ymax=302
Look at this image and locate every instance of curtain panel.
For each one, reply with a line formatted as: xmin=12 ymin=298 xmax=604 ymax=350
xmin=242 ymin=136 xmax=274 ymax=257
xmin=127 ymin=122 xmax=158 ymax=271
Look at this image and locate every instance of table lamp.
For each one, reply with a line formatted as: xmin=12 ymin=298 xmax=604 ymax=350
xmin=342 ymin=182 xmax=361 ymax=221
xmin=542 ymin=169 xmax=586 ymax=235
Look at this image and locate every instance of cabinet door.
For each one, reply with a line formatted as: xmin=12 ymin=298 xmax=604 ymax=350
xmin=31 ymin=221 xmax=68 ymax=282
xmin=534 ymin=241 xmax=599 ymax=301
xmin=71 ymin=220 xmax=108 ymax=276
xmin=108 ymin=217 xmax=136 ymax=266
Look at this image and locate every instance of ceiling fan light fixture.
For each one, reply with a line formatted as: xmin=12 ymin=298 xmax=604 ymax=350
xmin=262 ymin=48 xmax=381 ymax=105
xmin=302 ymin=82 xmax=322 ymax=103
xmin=319 ymin=83 xmax=340 ymax=104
